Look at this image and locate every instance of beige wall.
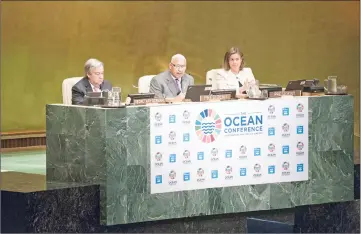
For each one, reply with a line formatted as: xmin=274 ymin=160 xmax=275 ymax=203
xmin=2 ymin=1 xmax=359 ymax=151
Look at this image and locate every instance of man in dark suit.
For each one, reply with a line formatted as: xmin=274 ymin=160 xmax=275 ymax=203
xmin=72 ymin=58 xmax=112 ymax=105
xmin=149 ymin=54 xmax=194 ymax=98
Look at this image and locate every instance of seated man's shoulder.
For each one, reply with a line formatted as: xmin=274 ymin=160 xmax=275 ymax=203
xmin=184 ymin=73 xmax=194 ymax=81
xmin=72 ymin=77 xmax=87 ymax=89
xmin=152 ymin=71 xmax=169 ymax=82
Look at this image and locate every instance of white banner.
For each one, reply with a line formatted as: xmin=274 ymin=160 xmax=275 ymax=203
xmin=150 ymin=98 xmax=309 ymax=194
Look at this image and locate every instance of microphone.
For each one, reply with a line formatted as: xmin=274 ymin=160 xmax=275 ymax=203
xmin=132 ymin=84 xmax=139 ymax=89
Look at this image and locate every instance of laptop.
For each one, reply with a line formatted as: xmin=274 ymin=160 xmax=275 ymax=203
xmin=259 ymin=84 xmax=282 ymax=92
xmin=285 ymin=80 xmax=306 ymax=91
xmin=185 ymin=85 xmax=212 ymax=102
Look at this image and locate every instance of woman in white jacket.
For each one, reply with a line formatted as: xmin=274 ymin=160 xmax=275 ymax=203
xmin=214 ymin=47 xmax=256 ymax=95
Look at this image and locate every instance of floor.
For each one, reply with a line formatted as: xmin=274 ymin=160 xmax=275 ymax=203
xmin=1 ymin=150 xmax=46 ymax=175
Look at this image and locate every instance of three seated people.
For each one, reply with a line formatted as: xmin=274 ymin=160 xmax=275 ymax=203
xmin=71 ymin=47 xmax=256 ymax=104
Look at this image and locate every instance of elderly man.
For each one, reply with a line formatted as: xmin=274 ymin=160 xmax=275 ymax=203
xmin=149 ymin=54 xmax=194 ymax=98
xmin=72 ymin=58 xmax=112 ymax=105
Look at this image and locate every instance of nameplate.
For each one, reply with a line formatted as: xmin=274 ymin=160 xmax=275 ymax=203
xmin=200 ymin=94 xmax=232 ymax=102
xmin=269 ymin=90 xmax=302 ymax=98
xmin=133 ymin=98 xmax=166 ymax=105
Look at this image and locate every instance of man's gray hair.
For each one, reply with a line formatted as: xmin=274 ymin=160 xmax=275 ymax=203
xmin=171 ymin=54 xmax=186 ymax=63
xmin=84 ymin=58 xmax=104 ymax=75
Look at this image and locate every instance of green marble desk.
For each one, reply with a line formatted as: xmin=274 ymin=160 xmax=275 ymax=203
xmin=46 ymin=95 xmax=354 ymax=225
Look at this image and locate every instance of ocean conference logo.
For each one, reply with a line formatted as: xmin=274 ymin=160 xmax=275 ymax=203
xmin=195 ymin=109 xmax=222 ymax=143
xmin=195 ymin=109 xmax=264 ymax=143
xmin=223 ymin=112 xmax=263 ymax=136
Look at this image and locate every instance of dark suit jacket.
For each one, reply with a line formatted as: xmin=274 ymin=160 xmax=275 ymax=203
xmin=71 ymin=77 xmax=112 ymax=105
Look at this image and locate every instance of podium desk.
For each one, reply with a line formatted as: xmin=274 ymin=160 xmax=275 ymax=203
xmin=46 ymin=95 xmax=354 ymax=225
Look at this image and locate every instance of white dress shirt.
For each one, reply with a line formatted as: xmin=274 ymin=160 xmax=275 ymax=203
xmin=90 ymin=82 xmax=101 ymax=92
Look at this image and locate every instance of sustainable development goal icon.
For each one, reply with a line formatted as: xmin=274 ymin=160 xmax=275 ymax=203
xmin=195 ymin=109 xmax=222 ymax=143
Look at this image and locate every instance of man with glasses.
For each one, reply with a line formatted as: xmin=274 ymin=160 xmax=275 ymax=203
xmin=72 ymin=58 xmax=112 ymax=105
xmin=149 ymin=54 xmax=194 ymax=98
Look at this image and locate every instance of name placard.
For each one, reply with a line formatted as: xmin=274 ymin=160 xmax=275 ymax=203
xmin=200 ymin=94 xmax=232 ymax=102
xmin=269 ymin=90 xmax=302 ymax=98
xmin=133 ymin=98 xmax=166 ymax=105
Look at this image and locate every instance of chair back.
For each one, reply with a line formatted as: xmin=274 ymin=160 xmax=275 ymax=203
xmin=62 ymin=77 xmax=82 ymax=104
xmin=206 ymin=69 xmax=222 ymax=88
xmin=138 ymin=75 xmax=155 ymax=93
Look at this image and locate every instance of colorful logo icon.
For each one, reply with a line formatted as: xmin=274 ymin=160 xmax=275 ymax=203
xmin=169 ymin=170 xmax=176 ymax=180
xmin=195 ymin=109 xmax=222 ymax=143
xmin=268 ymin=143 xmax=275 ymax=152
xmin=197 ymin=168 xmax=204 ymax=177
xmin=297 ymin=142 xmax=304 ymax=150
xmin=225 ymin=166 xmax=232 ymax=174
xmin=282 ymin=162 xmax=290 ymax=170
xmin=297 ymin=103 xmax=304 ymax=112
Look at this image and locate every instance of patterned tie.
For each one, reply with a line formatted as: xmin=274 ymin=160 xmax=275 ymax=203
xmin=175 ymin=79 xmax=181 ymax=93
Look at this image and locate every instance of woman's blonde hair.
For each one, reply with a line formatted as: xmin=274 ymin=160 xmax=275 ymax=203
xmin=223 ymin=47 xmax=245 ymax=71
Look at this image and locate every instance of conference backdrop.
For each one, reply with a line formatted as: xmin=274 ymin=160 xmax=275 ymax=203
xmin=1 ymin=1 xmax=359 ymax=151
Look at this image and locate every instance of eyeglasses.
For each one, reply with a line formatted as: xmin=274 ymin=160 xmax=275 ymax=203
xmin=171 ymin=63 xmax=186 ymax=69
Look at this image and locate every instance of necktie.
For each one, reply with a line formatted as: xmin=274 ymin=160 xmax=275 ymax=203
xmin=94 ymin=87 xmax=101 ymax=92
xmin=175 ymin=79 xmax=181 ymax=93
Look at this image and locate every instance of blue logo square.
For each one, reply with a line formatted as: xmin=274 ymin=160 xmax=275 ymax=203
xmin=211 ymin=170 xmax=218 ymax=179
xmin=268 ymin=165 xmax=275 ymax=174
xmin=169 ymin=154 xmax=176 ymax=163
xmin=297 ymin=126 xmax=304 ymax=134
xmin=240 ymin=168 xmax=247 ymax=176
xmin=268 ymin=127 xmax=275 ymax=136
xmin=155 ymin=136 xmax=162 ymax=144
xmin=282 ymin=145 xmax=290 ymax=154
xmin=197 ymin=152 xmax=204 ymax=160
xmin=225 ymin=150 xmax=232 ymax=158
xmin=297 ymin=164 xmax=304 ymax=172
xmin=282 ymin=107 xmax=290 ymax=116
xmin=183 ymin=172 xmax=190 ymax=181
xmin=169 ymin=115 xmax=176 ymax=123
xmin=155 ymin=175 xmax=162 ymax=184
xmin=254 ymin=148 xmax=261 ymax=156
xmin=183 ymin=133 xmax=190 ymax=142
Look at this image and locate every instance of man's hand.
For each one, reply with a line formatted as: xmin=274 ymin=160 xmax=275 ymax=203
xmin=174 ymin=93 xmax=185 ymax=102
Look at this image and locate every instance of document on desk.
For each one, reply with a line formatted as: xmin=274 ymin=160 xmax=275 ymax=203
xmin=150 ymin=98 xmax=309 ymax=194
